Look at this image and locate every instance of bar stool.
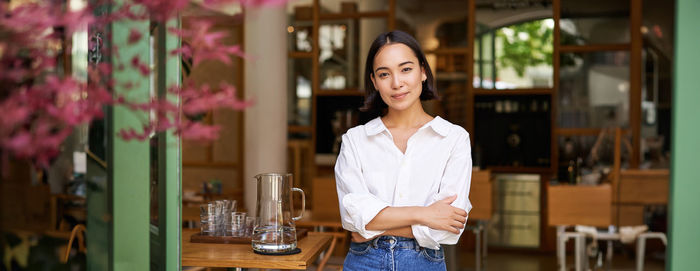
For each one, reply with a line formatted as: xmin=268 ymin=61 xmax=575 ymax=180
xmin=636 ymin=232 xmax=667 ymax=271
xmin=547 ymin=184 xmax=612 ymax=271
xmin=459 ymin=170 xmax=493 ymax=271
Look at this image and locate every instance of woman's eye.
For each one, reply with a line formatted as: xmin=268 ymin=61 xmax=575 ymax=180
xmin=402 ymin=67 xmax=413 ymax=72
xmin=378 ymin=72 xmax=389 ymax=78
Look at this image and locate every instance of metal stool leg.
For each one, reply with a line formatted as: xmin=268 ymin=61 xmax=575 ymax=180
xmin=482 ymin=221 xmax=488 ymax=268
xmin=636 ymin=235 xmax=646 ymax=271
xmin=636 ymin=232 xmax=668 ymax=271
xmin=575 ymin=233 xmax=583 ymax=271
xmin=557 ymin=226 xmax=566 ymax=271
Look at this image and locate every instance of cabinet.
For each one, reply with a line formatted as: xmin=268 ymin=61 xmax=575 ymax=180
xmin=488 ymin=174 xmax=541 ymax=248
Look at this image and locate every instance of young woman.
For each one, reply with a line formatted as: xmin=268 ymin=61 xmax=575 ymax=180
xmin=335 ymin=30 xmax=473 ymax=271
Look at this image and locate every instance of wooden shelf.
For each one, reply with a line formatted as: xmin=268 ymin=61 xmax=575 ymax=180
xmin=289 ymin=51 xmax=313 ymax=58
xmin=485 ymin=166 xmax=552 ymax=174
xmin=288 ymin=125 xmax=313 ymax=133
xmin=319 ymin=11 xmax=389 ymax=20
xmin=559 ymin=44 xmax=630 ymax=53
xmin=316 ymin=89 xmax=365 ymax=96
xmin=474 ymin=88 xmax=552 ymax=96
xmin=435 ymin=72 xmax=468 ymax=81
xmin=182 ymin=161 xmax=238 ymax=168
xmin=425 ymin=47 xmax=470 ymax=54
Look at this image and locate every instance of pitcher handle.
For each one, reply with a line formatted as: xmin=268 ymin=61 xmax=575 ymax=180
xmin=292 ymin=187 xmax=305 ymax=221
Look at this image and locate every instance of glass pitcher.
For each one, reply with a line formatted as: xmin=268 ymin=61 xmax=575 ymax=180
xmin=252 ymin=173 xmax=305 ymax=254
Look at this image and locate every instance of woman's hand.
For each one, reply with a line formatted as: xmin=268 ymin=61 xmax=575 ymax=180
xmin=420 ymin=195 xmax=468 ymax=234
xmin=351 ymin=232 xmax=373 ymax=243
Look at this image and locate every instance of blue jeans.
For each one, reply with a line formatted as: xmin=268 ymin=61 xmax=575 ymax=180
xmin=343 ymin=236 xmax=446 ymax=271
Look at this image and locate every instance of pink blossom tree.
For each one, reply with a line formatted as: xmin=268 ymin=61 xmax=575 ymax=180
xmin=0 ymin=0 xmax=285 ymax=168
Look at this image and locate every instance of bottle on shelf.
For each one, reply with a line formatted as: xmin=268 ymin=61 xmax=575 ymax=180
xmin=575 ymin=157 xmax=583 ymax=185
xmin=568 ymin=160 xmax=576 ymax=184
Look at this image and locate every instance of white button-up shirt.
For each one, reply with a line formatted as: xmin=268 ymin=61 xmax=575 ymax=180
xmin=335 ymin=116 xmax=473 ymax=249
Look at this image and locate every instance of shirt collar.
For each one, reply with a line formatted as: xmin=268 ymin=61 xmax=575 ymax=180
xmin=427 ymin=116 xmax=451 ymax=137
xmin=364 ymin=116 xmax=451 ymax=137
xmin=364 ymin=117 xmax=386 ymax=136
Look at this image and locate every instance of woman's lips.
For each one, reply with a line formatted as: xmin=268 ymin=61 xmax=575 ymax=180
xmin=392 ymin=92 xmax=409 ymax=99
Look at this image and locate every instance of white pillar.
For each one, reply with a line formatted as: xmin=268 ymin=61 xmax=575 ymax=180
xmin=244 ymin=5 xmax=287 ymax=215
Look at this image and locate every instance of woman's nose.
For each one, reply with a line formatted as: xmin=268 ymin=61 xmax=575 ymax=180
xmin=391 ymin=75 xmax=401 ymax=89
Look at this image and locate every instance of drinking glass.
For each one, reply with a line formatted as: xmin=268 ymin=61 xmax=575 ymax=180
xmin=199 ymin=203 xmax=217 ymax=235
xmin=230 ymin=212 xmax=247 ymax=237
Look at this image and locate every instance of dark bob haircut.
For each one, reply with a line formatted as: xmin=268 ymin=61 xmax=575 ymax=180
xmin=360 ymin=30 xmax=438 ymax=116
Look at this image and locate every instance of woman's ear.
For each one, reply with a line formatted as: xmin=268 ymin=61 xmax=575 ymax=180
xmin=421 ymin=66 xmax=427 ymax=82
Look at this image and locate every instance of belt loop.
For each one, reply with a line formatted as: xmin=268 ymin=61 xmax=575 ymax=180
xmin=414 ymin=240 xmax=421 ymax=252
xmin=372 ymin=237 xmax=380 ymax=248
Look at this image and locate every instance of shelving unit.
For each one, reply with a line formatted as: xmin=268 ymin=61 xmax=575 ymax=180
xmin=287 ymin=0 xmax=395 ymax=141
xmin=285 ymin=0 xmax=395 ymax=204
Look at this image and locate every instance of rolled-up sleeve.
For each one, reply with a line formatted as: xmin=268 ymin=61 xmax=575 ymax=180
xmin=412 ymin=131 xmax=473 ymax=249
xmin=335 ymin=133 xmax=390 ymax=239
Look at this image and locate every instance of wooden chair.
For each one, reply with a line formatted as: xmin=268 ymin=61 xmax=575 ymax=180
xmin=547 ymin=184 xmax=612 ymax=271
xmin=614 ymin=169 xmax=669 ymax=226
xmin=460 ymin=169 xmax=492 ymax=271
xmin=62 ymin=224 xmax=86 ymax=263
xmin=50 ymin=194 xmax=86 ymax=231
xmin=287 ymin=139 xmax=315 ymax=191
xmin=308 ymin=231 xmax=343 ymax=271
xmin=610 ymin=129 xmax=669 ymax=271
xmin=296 ymin=176 xmax=346 ymax=270
xmin=547 ymin=128 xmax=670 ymax=271
xmin=610 ymin=127 xmax=670 ymax=226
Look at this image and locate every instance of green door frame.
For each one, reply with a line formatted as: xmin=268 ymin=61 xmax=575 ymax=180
xmin=151 ymin=18 xmax=182 ymax=271
xmin=87 ymin=2 xmax=181 ymax=270
xmin=110 ymin=11 xmax=151 ymax=270
xmin=669 ymin=0 xmax=700 ymax=270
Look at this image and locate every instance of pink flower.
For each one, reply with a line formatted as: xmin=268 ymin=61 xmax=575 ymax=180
xmin=239 ymin=0 xmax=289 ymax=7
xmin=178 ymin=122 xmax=221 ymax=141
xmin=128 ymin=28 xmax=143 ymax=44
xmin=131 ymin=56 xmax=151 ymax=76
xmin=117 ymin=124 xmax=154 ymax=141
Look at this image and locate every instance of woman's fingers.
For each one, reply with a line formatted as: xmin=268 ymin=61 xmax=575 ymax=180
xmin=450 ymin=225 xmax=461 ymax=234
xmin=451 ymin=206 xmax=468 ymax=217
xmin=453 ymin=214 xmax=467 ymax=224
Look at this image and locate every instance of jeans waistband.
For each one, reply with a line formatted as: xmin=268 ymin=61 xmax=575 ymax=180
xmin=371 ymin=236 xmax=421 ymax=251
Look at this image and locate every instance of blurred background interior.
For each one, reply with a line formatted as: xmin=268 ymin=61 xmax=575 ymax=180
xmin=1 ymin=0 xmax=694 ymax=270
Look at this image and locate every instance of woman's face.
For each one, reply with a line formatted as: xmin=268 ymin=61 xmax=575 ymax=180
xmin=370 ymin=43 xmax=427 ymax=112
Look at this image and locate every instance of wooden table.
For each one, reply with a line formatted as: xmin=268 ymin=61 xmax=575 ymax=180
xmin=182 ymin=229 xmax=333 ymax=269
